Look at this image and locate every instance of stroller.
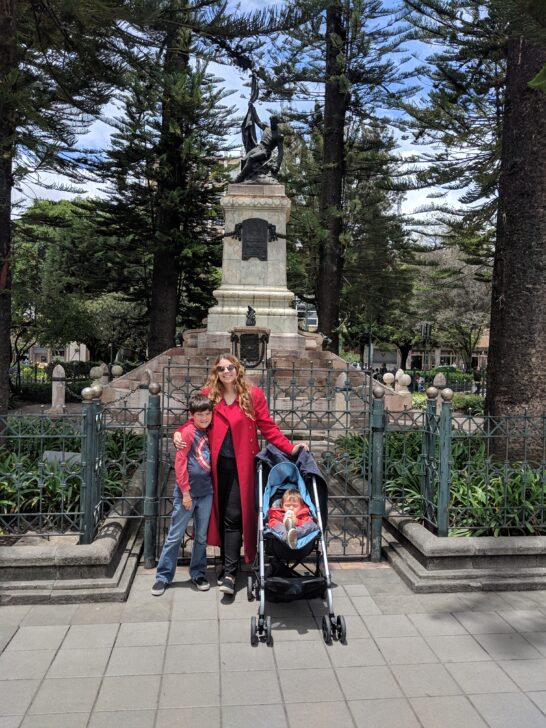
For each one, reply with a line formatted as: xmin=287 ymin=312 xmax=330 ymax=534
xmin=247 ymin=444 xmax=347 ymax=646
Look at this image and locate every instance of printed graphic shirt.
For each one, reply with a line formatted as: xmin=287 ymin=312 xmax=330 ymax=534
xmin=174 ymin=420 xmax=212 ymax=498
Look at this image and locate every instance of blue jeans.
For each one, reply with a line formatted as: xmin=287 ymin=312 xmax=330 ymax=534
xmin=155 ymin=487 xmax=212 ymax=584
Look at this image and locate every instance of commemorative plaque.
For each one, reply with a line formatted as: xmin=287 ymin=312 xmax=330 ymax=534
xmin=240 ymin=333 xmax=260 ymax=363
xmin=241 ymin=218 xmax=268 ymax=261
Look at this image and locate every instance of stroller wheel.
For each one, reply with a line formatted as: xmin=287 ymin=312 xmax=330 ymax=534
xmin=250 ymin=616 xmax=259 ymax=646
xmin=336 ymin=615 xmax=347 ymax=644
xmin=322 ymin=615 xmax=332 ymax=645
xmin=265 ymin=615 xmax=273 ymax=647
xmin=247 ymin=576 xmax=254 ymax=602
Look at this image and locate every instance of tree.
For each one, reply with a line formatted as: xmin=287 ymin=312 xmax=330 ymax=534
xmin=487 ymin=34 xmax=546 ymax=422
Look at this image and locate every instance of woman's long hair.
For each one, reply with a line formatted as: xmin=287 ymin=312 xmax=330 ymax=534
xmin=205 ymin=353 xmax=255 ymax=420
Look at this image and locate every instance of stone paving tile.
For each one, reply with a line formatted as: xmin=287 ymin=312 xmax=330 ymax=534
xmin=69 ymin=603 xmax=124 ymax=625
xmin=310 ymin=596 xmax=357 ymax=617
xmin=372 ymin=595 xmax=425 ymax=615
xmin=159 ymin=672 xmax=220 ymax=708
xmin=425 ymin=634 xmax=492 ymax=662
xmin=0 ymin=718 xmax=22 ymax=728
xmin=375 ymin=636 xmax=439 ymax=665
xmin=171 ymin=598 xmax=218 ymax=621
xmin=498 ymin=658 xmax=546 ymax=691
xmin=279 ymin=667 xmax=343 ymax=703
xmin=391 ymin=663 xmax=461 ymax=697
xmin=456 ymin=593 xmax=513 ymax=612
xmin=349 ymin=596 xmax=382 ymax=616
xmin=410 ymin=695 xmax=489 ymax=728
xmin=0 ymin=650 xmax=55 ymax=680
xmin=337 ymin=615 xmax=371 ymax=640
xmin=169 ymin=619 xmax=218 ymax=645
xmin=529 ymin=692 xmax=546 ymax=714
xmin=286 ymin=701 xmax=353 ymax=728
xmin=120 ymin=600 xmax=172 ymax=623
xmin=336 ymin=665 xmax=403 ymax=701
xmin=222 ymin=669 xmax=282 ymax=706
xmin=324 ymin=638 xmax=386 ymax=668
xmin=29 ymin=676 xmax=101 ymax=715
xmin=116 ymin=620 xmax=169 ymax=647
xmin=0 ymin=626 xmax=17 ymax=653
xmin=498 ymin=592 xmax=545 ymax=610
xmin=470 ymin=691 xmax=546 ymax=728
xmin=218 ymin=599 xmax=264 ymax=621
xmin=6 ymin=626 xmax=68 ymax=652
xmin=266 ymin=601 xmax=313 ymax=620
xmin=88 ymin=710 xmax=156 ymax=728
xmin=94 ymin=675 xmax=161 ymax=712
xmin=364 ymin=580 xmax=414 ymax=597
xmin=453 ymin=611 xmax=514 ymax=634
xmin=62 ymin=623 xmax=119 ymax=650
xmin=362 ymin=614 xmax=418 ymax=639
xmin=265 ymin=617 xmax=322 ymax=642
xmin=446 ymin=661 xmax=520 ymax=694
xmin=342 ymin=584 xmax=371 ymax=597
xmin=349 ymin=698 xmax=421 ymax=728
xmin=164 ymin=643 xmax=219 ymax=673
xmin=47 ymin=647 xmax=110 ymax=678
xmin=106 ymin=645 xmax=165 ymax=676
xmin=156 ymin=707 xmax=220 ymax=728
xmin=474 ymin=632 xmax=543 ymax=660
xmin=220 ymin=642 xmax=274 ymax=671
xmin=20 ymin=714 xmax=89 ymax=728
xmin=416 ymin=594 xmax=468 ymax=613
xmin=0 ymin=680 xmax=40 ymax=715
xmin=496 ymin=609 xmax=546 ymax=633
xmin=0 ymin=606 xmax=31 ymax=626
xmin=522 ymin=632 xmax=546 ymax=657
xmin=273 ymin=639 xmax=331 ymax=670
xmin=21 ymin=605 xmax=78 ymax=626
xmin=408 ymin=612 xmax=468 ymax=636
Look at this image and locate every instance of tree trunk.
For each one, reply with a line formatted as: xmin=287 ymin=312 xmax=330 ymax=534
xmin=398 ymin=343 xmax=411 ymax=370
xmin=487 ymin=36 xmax=546 ymax=457
xmin=0 ymin=0 xmax=17 ymax=414
xmin=147 ymin=20 xmax=188 ymax=358
xmin=316 ymin=2 xmax=349 ymax=352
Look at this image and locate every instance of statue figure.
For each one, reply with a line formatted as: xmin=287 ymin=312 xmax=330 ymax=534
xmin=246 ymin=306 xmax=256 ymax=326
xmin=236 ymin=73 xmax=284 ymax=184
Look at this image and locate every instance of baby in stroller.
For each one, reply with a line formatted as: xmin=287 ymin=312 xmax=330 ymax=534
xmin=268 ymin=488 xmax=317 ymax=549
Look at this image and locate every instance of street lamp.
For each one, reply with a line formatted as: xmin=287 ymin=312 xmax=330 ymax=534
xmin=420 ymin=322 xmax=432 ymax=371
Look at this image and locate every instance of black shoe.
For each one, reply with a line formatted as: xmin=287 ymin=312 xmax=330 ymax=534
xmin=218 ymin=575 xmax=235 ymax=595
xmin=216 ymin=569 xmax=225 ymax=586
xmin=192 ymin=576 xmax=210 ymax=592
xmin=151 ymin=580 xmax=166 ymax=596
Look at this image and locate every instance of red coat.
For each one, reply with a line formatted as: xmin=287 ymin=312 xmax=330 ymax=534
xmin=176 ymin=386 xmax=294 ymax=563
xmin=268 ymin=501 xmax=314 ymax=530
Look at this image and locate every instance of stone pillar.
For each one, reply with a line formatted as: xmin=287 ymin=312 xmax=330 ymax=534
xmin=47 ymin=364 xmax=66 ymax=414
xmin=199 ymin=183 xmax=305 ymax=354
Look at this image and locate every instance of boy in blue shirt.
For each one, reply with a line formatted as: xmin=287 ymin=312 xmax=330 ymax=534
xmin=151 ymin=394 xmax=213 ymax=595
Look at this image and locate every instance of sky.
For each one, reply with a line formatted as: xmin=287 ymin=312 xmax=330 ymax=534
xmin=17 ymin=0 xmax=454 ymax=218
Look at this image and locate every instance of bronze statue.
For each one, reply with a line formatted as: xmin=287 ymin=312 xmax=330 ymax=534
xmin=246 ymin=306 xmax=256 ymax=326
xmin=236 ymin=73 xmax=284 ymax=184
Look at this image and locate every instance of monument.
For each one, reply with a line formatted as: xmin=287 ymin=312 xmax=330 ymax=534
xmin=198 ymin=73 xmax=305 ymax=356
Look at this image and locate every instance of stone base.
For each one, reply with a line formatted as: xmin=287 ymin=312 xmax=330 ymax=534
xmin=197 ymin=329 xmax=307 ymax=356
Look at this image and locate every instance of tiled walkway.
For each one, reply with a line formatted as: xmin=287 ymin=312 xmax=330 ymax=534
xmin=2 ymin=564 xmax=546 ymax=728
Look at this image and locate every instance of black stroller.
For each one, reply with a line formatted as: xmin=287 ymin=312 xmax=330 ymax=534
xmin=247 ymin=445 xmax=347 ymax=646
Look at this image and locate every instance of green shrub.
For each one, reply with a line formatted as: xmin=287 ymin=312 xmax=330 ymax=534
xmin=451 ymin=393 xmax=484 ymax=414
xmin=412 ymin=393 xmax=427 ymax=410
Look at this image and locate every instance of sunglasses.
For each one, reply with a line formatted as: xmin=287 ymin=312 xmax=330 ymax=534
xmin=216 ymin=364 xmax=236 ymax=373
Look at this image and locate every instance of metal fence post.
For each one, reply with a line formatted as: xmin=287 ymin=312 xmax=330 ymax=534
xmin=143 ymin=382 xmax=161 ymax=568
xmin=370 ymin=386 xmax=386 ymax=562
xmin=422 ymin=387 xmax=438 ymax=524
xmin=437 ymin=388 xmax=453 ymax=537
xmin=80 ymin=384 xmax=102 ymax=544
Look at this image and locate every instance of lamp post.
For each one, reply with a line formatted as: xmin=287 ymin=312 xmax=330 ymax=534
xmin=420 ymin=322 xmax=433 ymax=371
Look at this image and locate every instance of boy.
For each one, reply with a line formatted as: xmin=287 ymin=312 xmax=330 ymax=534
xmin=268 ymin=488 xmax=317 ymax=549
xmin=151 ymin=394 xmax=214 ymax=595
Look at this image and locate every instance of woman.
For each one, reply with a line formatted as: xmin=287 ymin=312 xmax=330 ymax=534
xmin=174 ymin=353 xmax=307 ymax=596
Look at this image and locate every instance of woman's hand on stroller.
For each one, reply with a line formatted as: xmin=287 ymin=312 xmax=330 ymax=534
xmin=291 ymin=442 xmax=309 ymax=454
xmin=173 ymin=432 xmax=187 ymax=449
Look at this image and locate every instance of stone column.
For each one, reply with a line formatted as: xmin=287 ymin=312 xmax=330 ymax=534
xmin=47 ymin=364 xmax=66 ymax=414
xmin=199 ymin=183 xmax=305 ymax=354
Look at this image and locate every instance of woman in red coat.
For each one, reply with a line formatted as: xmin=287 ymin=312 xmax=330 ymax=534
xmin=174 ymin=353 xmax=307 ymax=596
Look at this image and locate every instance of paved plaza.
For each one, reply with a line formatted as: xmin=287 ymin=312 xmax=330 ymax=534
xmin=2 ymin=563 xmax=546 ymax=728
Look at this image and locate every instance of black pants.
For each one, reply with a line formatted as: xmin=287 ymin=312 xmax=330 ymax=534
xmin=218 ymin=456 xmax=241 ymax=578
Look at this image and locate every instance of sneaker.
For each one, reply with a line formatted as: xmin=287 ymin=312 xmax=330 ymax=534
xmin=283 ymin=509 xmax=295 ymax=530
xmin=192 ymin=576 xmax=210 ymax=592
xmin=218 ymin=575 xmax=235 ymax=595
xmin=287 ymin=528 xmax=298 ymax=549
xmin=151 ymin=580 xmax=166 ymax=596
xmin=216 ymin=568 xmax=225 ymax=586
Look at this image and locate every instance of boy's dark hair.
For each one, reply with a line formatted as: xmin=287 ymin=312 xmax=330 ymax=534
xmin=188 ymin=393 xmax=213 ymax=414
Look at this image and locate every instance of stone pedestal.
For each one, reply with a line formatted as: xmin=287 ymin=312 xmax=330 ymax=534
xmin=198 ymin=183 xmax=305 ymax=354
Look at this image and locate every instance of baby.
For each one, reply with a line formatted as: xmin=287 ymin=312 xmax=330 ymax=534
xmin=268 ymin=488 xmax=317 ymax=549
